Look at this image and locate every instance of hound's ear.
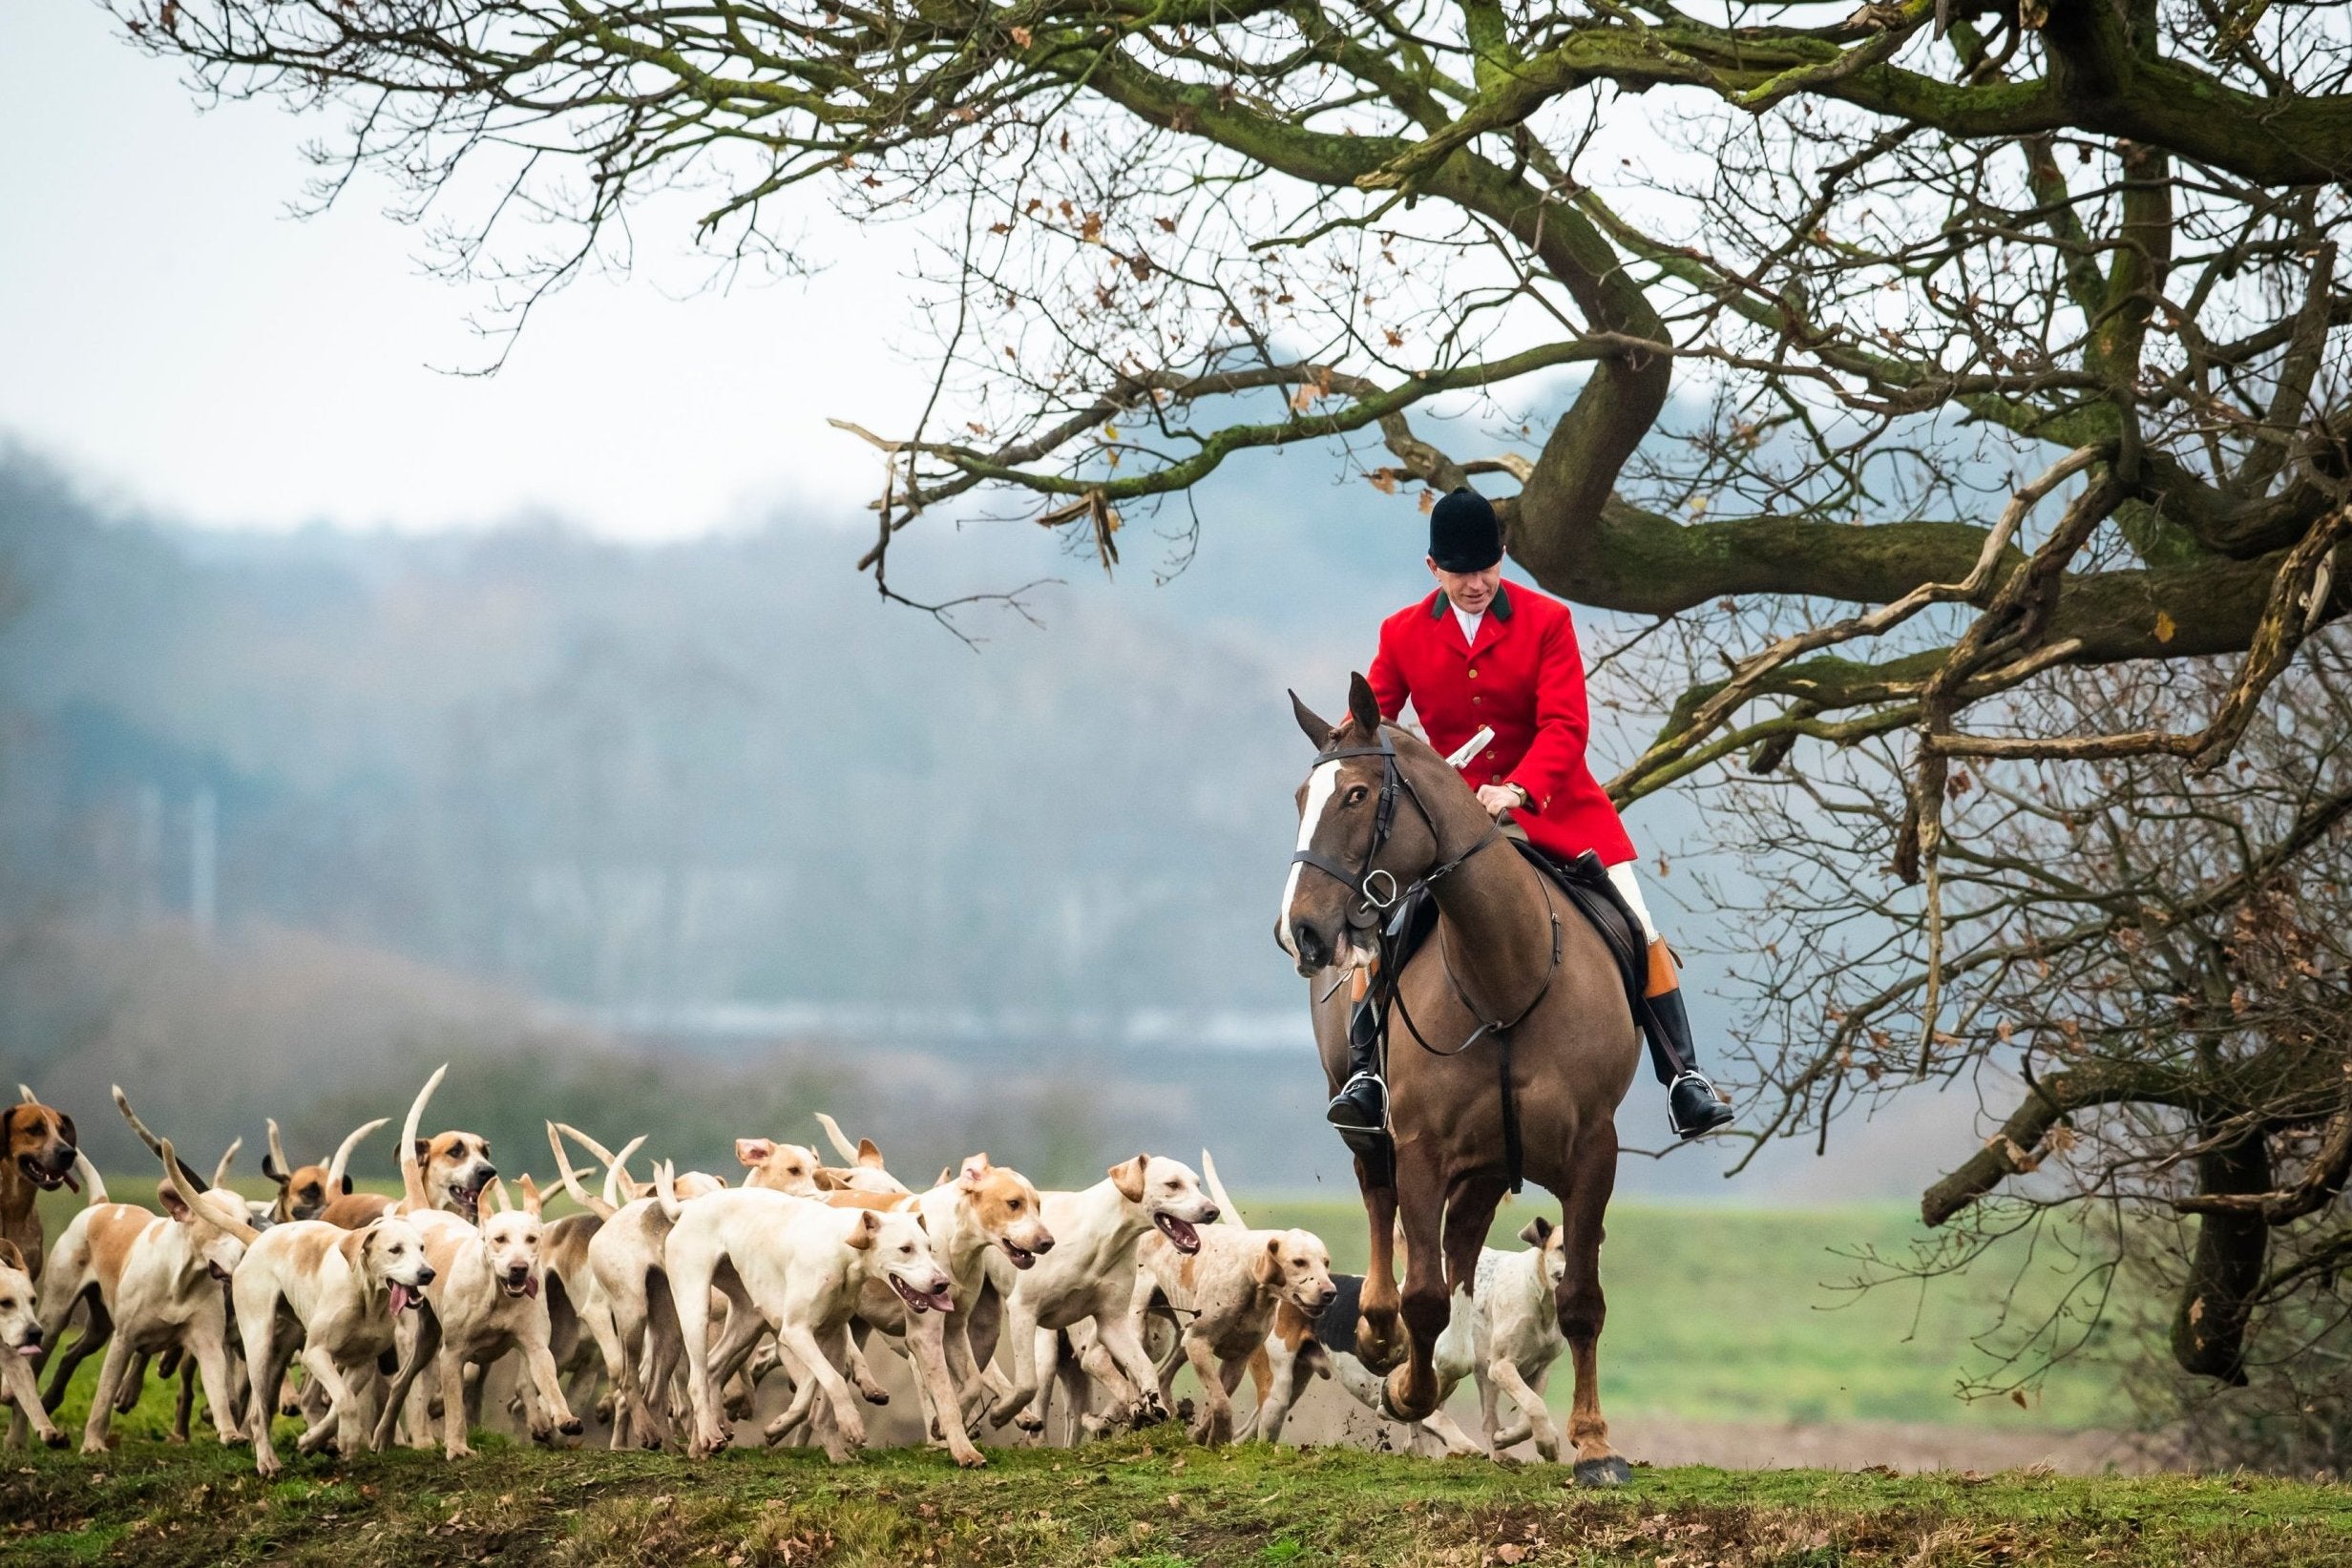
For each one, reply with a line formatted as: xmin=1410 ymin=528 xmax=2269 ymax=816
xmin=56 ymin=1113 xmax=74 ymax=1148
xmin=158 ymin=1180 xmax=191 ymax=1222
xmin=1347 ymin=672 xmax=1381 ymax=740
xmin=1517 ymin=1216 xmax=1554 ymax=1249
xmin=736 ymin=1138 xmax=774 ymax=1168
xmin=856 ymin=1138 xmax=884 ymax=1169
xmin=814 ymin=1168 xmax=847 ymax=1191
xmin=517 ymin=1174 xmax=544 ymax=1217
xmin=1252 ymin=1235 xmax=1285 ymax=1287
xmin=957 ymin=1155 xmax=992 ymax=1191
xmin=262 ymin=1152 xmax=285 ymax=1182
xmin=1109 ymin=1155 xmax=1149 ymax=1205
xmin=484 ymin=1177 xmax=511 ymax=1214
xmin=845 ymin=1210 xmax=881 ymax=1250
xmin=0 ymin=1238 xmax=24 ymax=1273
xmin=413 ymin=1139 xmax=432 ymax=1164
xmin=341 ymin=1175 xmax=353 ymax=1195
xmin=0 ymin=1105 xmax=19 ymax=1143
xmin=1289 ymin=690 xmax=1335 ymax=749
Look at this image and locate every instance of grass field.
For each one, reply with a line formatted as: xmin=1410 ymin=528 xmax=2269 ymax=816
xmin=1235 ymin=1198 xmax=2125 ymax=1431
xmin=7 ymin=1431 xmax=2348 ymax=1567
xmin=17 ymin=1182 xmax=2319 ymax=1566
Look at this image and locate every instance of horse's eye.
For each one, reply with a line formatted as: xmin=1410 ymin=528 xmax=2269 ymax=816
xmin=1345 ymin=785 xmax=1369 ymax=806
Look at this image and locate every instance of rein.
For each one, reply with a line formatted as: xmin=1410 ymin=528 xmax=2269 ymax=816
xmin=1291 ymin=726 xmax=1562 ymax=1192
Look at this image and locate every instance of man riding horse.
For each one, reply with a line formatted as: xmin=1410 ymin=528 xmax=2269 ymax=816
xmin=1322 ymin=487 xmax=1735 ymax=1151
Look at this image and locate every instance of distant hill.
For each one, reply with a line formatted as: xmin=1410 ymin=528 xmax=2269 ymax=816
xmin=0 ymin=442 xmax=1964 ymax=1199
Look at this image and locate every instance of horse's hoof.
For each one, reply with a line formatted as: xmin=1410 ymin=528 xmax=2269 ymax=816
xmin=1354 ymin=1316 xmax=1405 ymax=1373
xmin=1377 ymin=1369 xmax=1436 ymax=1424
xmin=1574 ymin=1455 xmax=1633 ymax=1488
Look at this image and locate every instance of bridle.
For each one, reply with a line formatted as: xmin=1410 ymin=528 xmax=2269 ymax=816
xmin=1289 ymin=728 xmax=1502 ymax=934
xmin=1288 ymin=722 xmax=1563 ymax=1194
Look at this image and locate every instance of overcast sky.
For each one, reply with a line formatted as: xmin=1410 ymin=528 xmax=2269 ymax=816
xmin=2 ymin=5 xmax=948 ymax=539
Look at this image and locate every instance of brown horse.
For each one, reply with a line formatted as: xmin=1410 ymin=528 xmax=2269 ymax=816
xmin=1280 ymin=675 xmax=1640 ymax=1483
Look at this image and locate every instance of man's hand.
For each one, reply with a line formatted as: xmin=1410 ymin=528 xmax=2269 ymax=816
xmin=1476 ymin=784 xmax=1525 ymax=820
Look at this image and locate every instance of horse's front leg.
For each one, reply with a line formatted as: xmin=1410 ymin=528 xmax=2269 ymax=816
xmin=1558 ymin=1122 xmax=1630 ymax=1486
xmin=1354 ymin=1160 xmax=1406 ymax=1373
xmin=1378 ymin=1156 xmax=1450 ymax=1422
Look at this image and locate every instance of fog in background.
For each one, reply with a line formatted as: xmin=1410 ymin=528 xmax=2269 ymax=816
xmin=0 ymin=445 xmax=1969 ymax=1201
xmin=0 ymin=3 xmax=1968 ymax=1202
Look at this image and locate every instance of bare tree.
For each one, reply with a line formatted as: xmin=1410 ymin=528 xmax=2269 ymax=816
xmin=1712 ymin=634 xmax=2352 ymax=1446
xmin=111 ymin=0 xmax=2352 ymax=1424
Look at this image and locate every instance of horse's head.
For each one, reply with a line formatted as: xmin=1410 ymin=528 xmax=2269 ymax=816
xmin=1279 ymin=673 xmax=1451 ymax=976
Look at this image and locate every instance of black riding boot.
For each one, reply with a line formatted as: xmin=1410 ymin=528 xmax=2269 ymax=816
xmin=1326 ymin=991 xmax=1394 ymax=1181
xmin=1643 ymin=984 xmax=1735 ymax=1139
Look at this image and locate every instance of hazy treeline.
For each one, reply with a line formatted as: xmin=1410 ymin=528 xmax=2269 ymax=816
xmin=0 ymin=450 xmax=1408 ymax=1022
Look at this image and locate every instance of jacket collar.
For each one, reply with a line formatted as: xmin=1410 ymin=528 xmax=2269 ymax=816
xmin=1429 ymin=585 xmax=1513 ymax=658
xmin=1428 ymin=585 xmax=1514 ymax=622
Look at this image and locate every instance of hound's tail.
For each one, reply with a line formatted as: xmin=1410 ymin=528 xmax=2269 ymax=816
xmin=813 ymin=1112 xmax=861 ymax=1165
xmin=395 ymin=1064 xmax=449 ymax=1215
xmin=112 ymin=1085 xmax=211 ymax=1196
xmin=546 ymin=1121 xmax=617 ymax=1220
xmin=651 ymin=1160 xmax=682 ymax=1224
xmin=1199 ymin=1148 xmax=1248 ymax=1228
xmin=72 ymin=1152 xmax=107 ymax=1207
xmin=326 ymin=1117 xmax=388 ymax=1195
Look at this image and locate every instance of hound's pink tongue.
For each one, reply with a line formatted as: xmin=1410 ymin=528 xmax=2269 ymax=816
xmin=60 ymin=1168 xmax=80 ymax=1194
xmin=1155 ymin=1215 xmax=1202 ymax=1253
xmin=388 ymin=1285 xmax=412 ymax=1316
xmin=14 ymin=1346 xmax=36 ymax=1359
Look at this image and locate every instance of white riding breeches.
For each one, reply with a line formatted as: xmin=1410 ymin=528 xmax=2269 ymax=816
xmin=1606 ymin=861 xmax=1661 ymax=943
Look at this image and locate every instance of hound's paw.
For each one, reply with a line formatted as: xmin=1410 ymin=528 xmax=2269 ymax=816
xmin=558 ymin=1416 xmax=584 ymax=1437
xmin=443 ymin=1442 xmax=475 ymax=1461
xmin=594 ymin=1395 xmax=614 ymax=1424
xmin=40 ymin=1430 xmax=67 ymax=1451
xmin=255 ymin=1453 xmax=284 ymax=1480
xmin=952 ymin=1445 xmax=987 ymax=1470
xmin=861 ymin=1389 xmax=889 ymax=1407
xmin=80 ymin=1437 xmax=110 ymax=1457
xmin=1012 ymin=1410 xmax=1044 ymax=1435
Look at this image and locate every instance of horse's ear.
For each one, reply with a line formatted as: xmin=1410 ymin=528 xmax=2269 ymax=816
xmin=1289 ymin=690 xmax=1335 ymax=749
xmin=1347 ymin=673 xmax=1381 ymax=740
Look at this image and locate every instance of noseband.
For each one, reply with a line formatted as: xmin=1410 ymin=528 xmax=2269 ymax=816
xmin=1290 ymin=729 xmax=1500 ymax=931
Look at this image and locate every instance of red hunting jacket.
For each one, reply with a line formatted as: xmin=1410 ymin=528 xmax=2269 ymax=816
xmin=1366 ymin=583 xmax=1638 ymax=868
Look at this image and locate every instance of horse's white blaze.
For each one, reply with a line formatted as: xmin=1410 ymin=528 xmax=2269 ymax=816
xmin=1278 ymin=760 xmax=1343 ymax=956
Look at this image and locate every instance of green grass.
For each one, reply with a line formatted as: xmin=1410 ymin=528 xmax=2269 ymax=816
xmin=1243 ymin=1198 xmax=2130 ymax=1430
xmin=5 ymin=1429 xmax=2349 ymax=1567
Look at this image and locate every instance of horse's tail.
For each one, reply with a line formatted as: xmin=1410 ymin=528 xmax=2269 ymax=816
xmin=1199 ymin=1148 xmax=1247 ymax=1228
